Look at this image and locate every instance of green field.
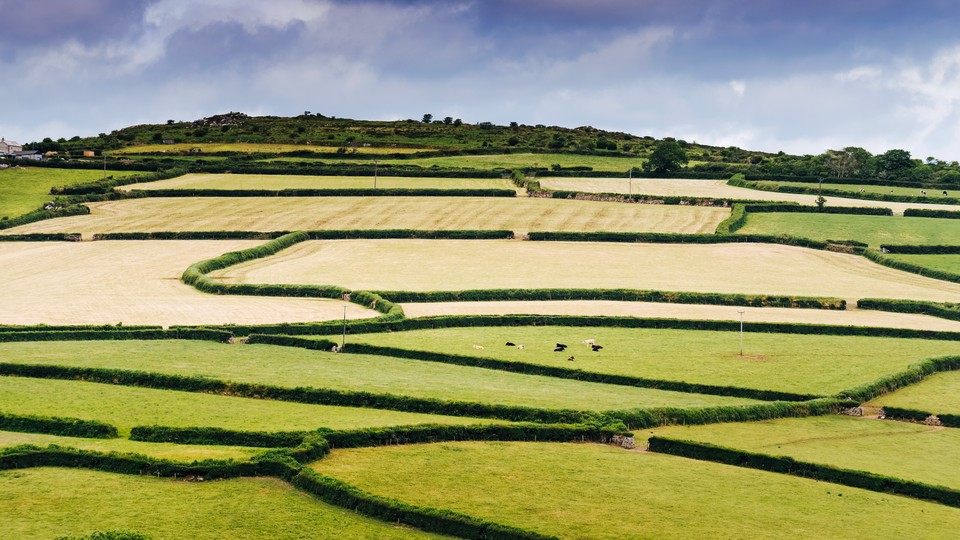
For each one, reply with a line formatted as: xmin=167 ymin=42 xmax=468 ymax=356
xmin=2 ymin=196 xmax=727 ymax=235
xmin=261 ymin=152 xmax=658 ymax=172
xmin=736 ymin=213 xmax=960 ymax=247
xmin=206 ymin=239 xmax=960 ymax=303
xmin=868 ymin=370 xmax=960 ymax=414
xmin=337 ymin=327 xmax=960 ymax=396
xmin=0 ymin=376 xmax=505 ymax=435
xmin=314 ymin=441 xmax=960 ymax=539
xmin=119 ymin=173 xmax=515 ymax=191
xmin=0 ymin=430 xmax=260 ymax=461
xmin=0 ymin=167 xmax=137 ymax=219
xmin=888 ymin=253 xmax=960 ymax=274
xmin=0 ymin=467 xmax=441 ymax=539
xmin=654 ymin=415 xmax=960 ymax=490
xmin=0 ymin=341 xmax=759 ymax=411
xmin=754 ymin=180 xmax=957 ymax=200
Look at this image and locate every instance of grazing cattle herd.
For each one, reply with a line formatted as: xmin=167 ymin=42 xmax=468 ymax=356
xmin=478 ymin=339 xmax=603 ymax=360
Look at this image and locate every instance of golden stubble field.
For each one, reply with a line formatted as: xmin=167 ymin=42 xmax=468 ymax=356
xmin=0 ymin=196 xmax=729 ymax=237
xmin=0 ymin=240 xmax=375 ymax=326
xmin=208 ymin=239 xmax=960 ymax=303
xmin=118 ymin=173 xmax=516 ymax=191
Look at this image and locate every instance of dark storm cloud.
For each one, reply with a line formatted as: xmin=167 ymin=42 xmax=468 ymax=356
xmin=0 ymin=0 xmax=154 ymax=49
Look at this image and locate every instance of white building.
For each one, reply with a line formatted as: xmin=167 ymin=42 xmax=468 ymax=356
xmin=0 ymin=138 xmax=23 ymax=156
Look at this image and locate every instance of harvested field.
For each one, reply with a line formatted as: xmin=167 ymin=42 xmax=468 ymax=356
xmin=0 ymin=468 xmax=440 ymax=539
xmin=400 ymin=300 xmax=960 ymax=332
xmin=0 ymin=197 xmax=728 ymax=236
xmin=0 ymin=376 xmax=505 ymax=435
xmin=342 ymin=326 xmax=960 ymax=396
xmin=119 ymin=173 xmax=515 ymax=191
xmin=209 ymin=239 xmax=960 ymax=303
xmin=314 ymin=441 xmax=960 ymax=539
xmin=737 ymin=213 xmax=960 ymax=247
xmin=0 ymin=240 xmax=375 ymax=326
xmin=539 ymin=177 xmax=960 ymax=215
xmin=654 ymin=416 xmax=960 ymax=490
xmin=0 ymin=430 xmax=260 ymax=461
xmin=0 ymin=340 xmax=761 ymax=411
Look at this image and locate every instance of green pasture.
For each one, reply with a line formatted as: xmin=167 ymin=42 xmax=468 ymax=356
xmin=736 ymin=213 xmax=960 ymax=247
xmin=337 ymin=327 xmax=960 ymax=396
xmin=654 ymin=416 xmax=960 ymax=490
xmin=888 ymin=253 xmax=960 ymax=274
xmin=0 ymin=467 xmax=440 ymax=539
xmin=265 ymin=152 xmax=655 ymax=172
xmin=754 ymin=180 xmax=957 ymax=200
xmin=868 ymin=370 xmax=960 ymax=414
xmin=314 ymin=441 xmax=960 ymax=539
xmin=0 ymin=341 xmax=760 ymax=412
xmin=0 ymin=430 xmax=260 ymax=462
xmin=0 ymin=376 xmax=504 ymax=436
xmin=0 ymin=167 xmax=137 ymax=219
xmin=119 ymin=173 xmax=515 ymax=191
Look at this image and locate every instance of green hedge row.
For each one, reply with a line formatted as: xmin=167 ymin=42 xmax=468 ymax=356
xmin=880 ymin=406 xmax=935 ymax=423
xmin=0 ymin=411 xmax=117 ymax=438
xmin=742 ymin=203 xmax=893 ymax=216
xmin=292 ymin=468 xmax=557 ymax=540
xmin=92 ymin=231 xmax=278 ymax=240
xmin=53 ymin=168 xmax=190 ymax=195
xmin=610 ymin=399 xmax=846 ymax=430
xmin=0 ymin=328 xmax=232 ymax=343
xmin=306 ymin=229 xmax=515 ymax=240
xmin=135 ymin=188 xmax=517 ymax=198
xmin=838 ymin=355 xmax=960 ymax=403
xmin=0 ymin=233 xmax=82 ymax=241
xmin=857 ymin=298 xmax=960 ymax=322
xmin=323 ymin=422 xmax=630 ymax=449
xmin=0 ymin=324 xmax=160 ymax=334
xmin=648 ymin=436 xmax=960 ymax=508
xmin=904 ymin=208 xmax=960 ymax=219
xmin=0 ymin=204 xmax=89 ymax=230
xmin=546 ymin=191 xmax=761 ymax=207
xmin=221 ymin=314 xmax=960 ymax=341
xmin=370 ymin=287 xmax=845 ymax=310
xmin=527 ymin=231 xmax=830 ymax=249
xmin=861 ymin=249 xmax=960 ymax=284
xmin=0 ymin=362 xmax=589 ymax=425
xmin=880 ymin=244 xmax=960 ymax=254
xmin=714 ymin=203 xmax=747 ymax=234
xmin=759 ymin=184 xmax=960 ymax=206
xmin=738 ymin=174 xmax=925 ymax=188
xmin=130 ymin=425 xmax=308 ymax=448
xmin=335 ymin=341 xmax=817 ymax=402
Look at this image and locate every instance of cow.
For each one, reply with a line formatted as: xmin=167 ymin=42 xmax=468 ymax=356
xmin=582 ymin=339 xmax=596 ymax=346
xmin=591 ymin=345 xmax=603 ymax=352
xmin=517 ymin=345 xmax=525 ymax=350
xmin=505 ymin=342 xmax=516 ymax=347
xmin=944 ymin=191 xmax=949 ymax=196
xmin=554 ymin=347 xmax=565 ymax=352
xmin=473 ymin=344 xmax=485 ymax=350
xmin=568 ymin=356 xmax=575 ymax=362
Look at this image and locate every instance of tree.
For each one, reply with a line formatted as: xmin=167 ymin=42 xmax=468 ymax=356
xmin=421 ymin=113 xmax=433 ymax=123
xmin=645 ymin=140 xmax=689 ymax=173
xmin=876 ymin=149 xmax=914 ymax=177
xmin=443 ymin=116 xmax=453 ymax=124
xmin=453 ymin=118 xmax=462 ymax=126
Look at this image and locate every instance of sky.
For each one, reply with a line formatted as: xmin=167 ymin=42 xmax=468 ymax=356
xmin=2 ymin=0 xmax=960 ymax=160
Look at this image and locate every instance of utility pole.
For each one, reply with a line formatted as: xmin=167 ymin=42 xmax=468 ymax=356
xmin=738 ymin=310 xmax=745 ymax=357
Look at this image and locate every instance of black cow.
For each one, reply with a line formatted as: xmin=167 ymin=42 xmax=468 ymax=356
xmin=591 ymin=345 xmax=603 ymax=352
xmin=505 ymin=342 xmax=515 ymax=347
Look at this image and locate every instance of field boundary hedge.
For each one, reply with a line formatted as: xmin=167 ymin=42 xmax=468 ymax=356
xmin=837 ymin=355 xmax=960 ymax=403
xmin=742 ymin=203 xmax=894 ymax=216
xmin=880 ymin=244 xmax=960 ymax=254
xmin=90 ymin=229 xmax=515 ymax=241
xmin=0 ymin=411 xmax=118 ymax=438
xmin=0 ymin=233 xmax=83 ymax=241
xmin=542 ymin=190 xmax=768 ymax=207
xmin=647 ymin=436 xmax=960 ymax=508
xmin=371 ymin=287 xmax=845 ymax=310
xmin=0 ymin=204 xmax=90 ymax=230
xmin=132 ymin=188 xmax=517 ymax=198
xmin=881 ymin=407 xmax=960 ymax=428
xmin=860 ymin=249 xmax=960 ymax=284
xmin=0 ymin=328 xmax=231 ymax=343
xmin=714 ymin=203 xmax=747 ymax=234
xmin=905 ymin=208 xmax=960 ymax=219
xmin=729 ymin=177 xmax=958 ymax=206
xmin=528 ymin=231 xmax=830 ymax=249
xmin=858 ymin=299 xmax=960 ymax=323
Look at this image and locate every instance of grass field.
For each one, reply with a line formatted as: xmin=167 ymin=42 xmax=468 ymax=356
xmin=339 ymin=326 xmax=960 ymax=396
xmin=208 ymin=239 xmax=960 ymax=303
xmin=118 ymin=173 xmax=516 ymax=191
xmin=737 ymin=213 xmax=960 ymax=247
xmin=0 ymin=340 xmax=760 ymax=411
xmin=654 ymin=416 xmax=960 ymax=490
xmin=0 ymin=430 xmax=260 ymax=461
xmin=868 ymin=370 xmax=960 ymax=415
xmin=537 ymin=177 xmax=960 ymax=214
xmin=0 ymin=241 xmax=374 ymax=326
xmin=313 ymin=441 xmax=960 ymax=539
xmin=888 ymin=253 xmax=960 ymax=274
xmin=264 ymin=152 xmax=654 ymax=172
xmin=0 ymin=468 xmax=441 ymax=539
xmin=0 ymin=376 xmax=504 ymax=435
xmin=0 ymin=167 xmax=138 ymax=219
xmin=110 ymin=142 xmax=429 ymax=155
xmin=2 ymin=196 xmax=728 ymax=236
xmin=755 ymin=180 xmax=958 ymax=200
xmin=401 ymin=300 xmax=960 ymax=332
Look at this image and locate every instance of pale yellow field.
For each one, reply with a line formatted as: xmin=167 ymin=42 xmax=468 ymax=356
xmin=539 ymin=178 xmax=960 ymax=215
xmin=1 ymin=197 xmax=729 ymax=236
xmin=111 ymin=142 xmax=426 ymax=154
xmin=400 ymin=300 xmax=960 ymax=332
xmin=0 ymin=241 xmax=375 ymax=326
xmin=209 ymin=239 xmax=960 ymax=303
xmin=118 ymin=173 xmax=515 ymax=191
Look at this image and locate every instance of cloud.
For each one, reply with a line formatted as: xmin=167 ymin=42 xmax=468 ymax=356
xmin=729 ymin=80 xmax=746 ymax=97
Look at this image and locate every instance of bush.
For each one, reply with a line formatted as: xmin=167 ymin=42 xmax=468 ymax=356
xmin=0 ymin=411 xmax=117 ymax=438
xmin=860 ymin=250 xmax=960 ymax=284
xmin=0 ymin=204 xmax=90 ymax=230
xmin=715 ymin=203 xmax=746 ymax=234
xmin=879 ymin=245 xmax=960 ymax=254
xmin=528 ymin=231 xmax=830 ymax=250
xmin=904 ymin=208 xmax=960 ymax=219
xmin=743 ymin=204 xmax=893 ymax=216
xmin=857 ymin=298 xmax=960 ymax=322
xmin=130 ymin=426 xmax=307 ymax=448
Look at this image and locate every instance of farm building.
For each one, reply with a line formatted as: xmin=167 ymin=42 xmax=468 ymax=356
xmin=13 ymin=150 xmax=43 ymax=161
xmin=0 ymin=137 xmax=23 ymax=155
